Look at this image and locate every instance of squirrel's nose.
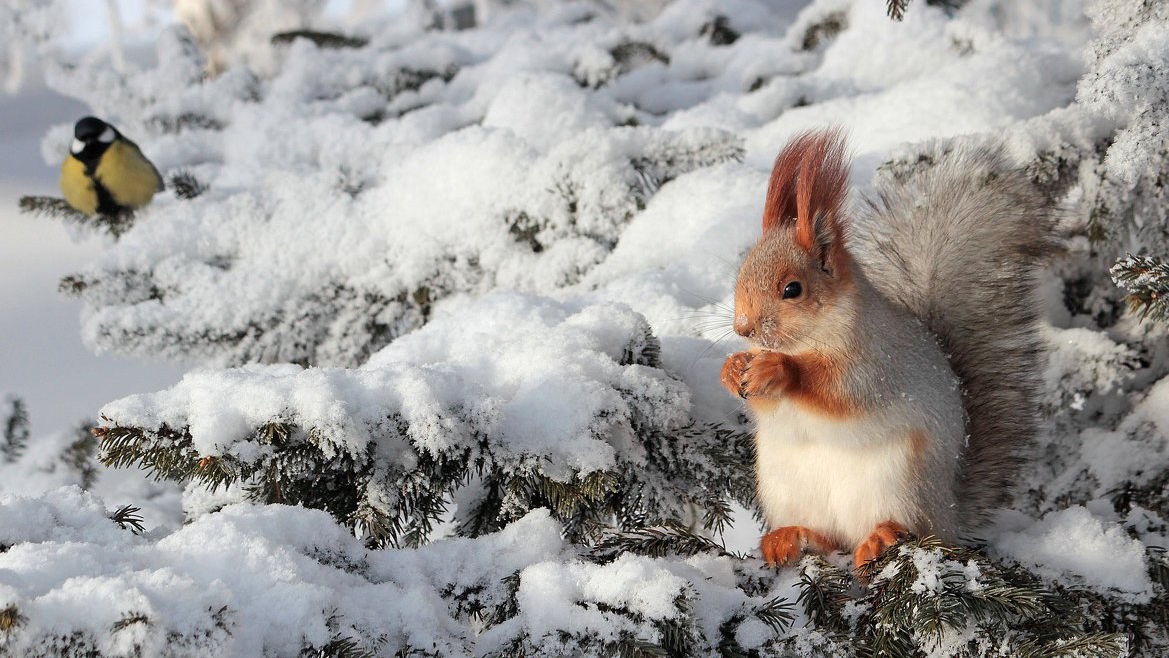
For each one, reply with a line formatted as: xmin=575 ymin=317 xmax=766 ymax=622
xmin=734 ymin=314 xmax=753 ymax=338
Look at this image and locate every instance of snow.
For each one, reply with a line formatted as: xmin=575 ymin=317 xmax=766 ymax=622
xmin=101 ymin=292 xmax=691 ymax=479
xmin=2 ymin=0 xmax=1168 ymax=654
xmin=34 ymin=0 xmax=1082 ymax=371
xmin=0 ymin=491 xmax=478 ymax=656
xmin=510 ymin=555 xmax=687 ymax=641
xmin=0 ymin=86 xmax=184 ymax=439
xmin=994 ymin=506 xmax=1153 ymax=600
xmin=0 ymin=487 xmax=131 ymax=549
xmin=1 ymin=499 xmax=791 ymax=655
xmin=0 ymin=83 xmax=184 ymax=531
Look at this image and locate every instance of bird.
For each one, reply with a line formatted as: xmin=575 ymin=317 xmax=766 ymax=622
xmin=59 ymin=116 xmax=163 ymax=217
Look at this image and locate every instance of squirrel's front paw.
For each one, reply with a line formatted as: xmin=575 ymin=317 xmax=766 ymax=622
xmin=720 ymin=351 xmax=754 ymax=398
xmin=741 ymin=351 xmax=789 ymax=399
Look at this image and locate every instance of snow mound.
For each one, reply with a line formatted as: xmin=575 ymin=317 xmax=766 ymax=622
xmin=102 ymin=293 xmax=688 ymax=477
xmin=995 ymin=506 xmax=1153 ymax=600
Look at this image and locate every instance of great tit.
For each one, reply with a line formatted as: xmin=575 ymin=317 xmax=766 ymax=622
xmin=59 ymin=116 xmax=163 ymax=216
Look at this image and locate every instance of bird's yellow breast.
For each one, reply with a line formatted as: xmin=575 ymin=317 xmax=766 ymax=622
xmin=60 ymin=155 xmax=98 ymax=215
xmin=95 ymin=140 xmax=162 ymax=209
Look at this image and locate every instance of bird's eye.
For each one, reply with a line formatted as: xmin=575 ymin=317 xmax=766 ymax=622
xmin=782 ymin=281 xmax=803 ymax=299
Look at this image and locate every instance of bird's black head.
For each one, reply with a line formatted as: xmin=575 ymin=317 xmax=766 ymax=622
xmin=70 ymin=116 xmax=118 ymax=165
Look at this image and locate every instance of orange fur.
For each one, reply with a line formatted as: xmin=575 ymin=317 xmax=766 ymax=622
xmin=853 ymin=520 xmax=909 ymax=568
xmin=721 ymin=349 xmax=861 ymax=418
xmin=908 ymin=429 xmax=928 ymax=478
xmin=761 ymin=129 xmax=850 ymax=248
xmin=782 ymin=351 xmax=860 ymax=417
xmin=720 ymin=352 xmax=754 ymax=398
xmin=760 ymin=525 xmax=839 ymax=565
xmin=741 ymin=351 xmax=793 ymax=399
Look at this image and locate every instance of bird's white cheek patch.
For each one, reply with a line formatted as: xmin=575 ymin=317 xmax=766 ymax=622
xmin=71 ymin=138 xmax=85 ymax=154
xmin=99 ymin=127 xmax=115 ymax=143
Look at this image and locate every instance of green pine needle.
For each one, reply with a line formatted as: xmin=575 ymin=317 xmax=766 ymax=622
xmin=1112 ymin=253 xmax=1169 ymax=322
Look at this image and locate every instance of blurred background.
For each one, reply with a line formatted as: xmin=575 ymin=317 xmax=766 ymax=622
xmin=0 ymin=0 xmax=427 ymax=439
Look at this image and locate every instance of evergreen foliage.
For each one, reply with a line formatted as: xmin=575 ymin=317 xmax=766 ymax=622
xmin=270 ymin=30 xmax=369 ymax=50
xmin=1 ymin=396 xmax=29 ymax=463
xmin=4 ymin=0 xmax=1169 ymax=656
xmin=18 ymin=195 xmax=137 ymax=237
xmin=108 ymin=504 xmax=146 ymax=534
xmin=168 ymin=170 xmax=208 ymax=200
xmin=886 ymin=0 xmax=909 ymax=21
xmin=0 ymin=604 xmax=27 ymax=638
xmin=93 ymin=337 xmax=757 ymax=548
xmin=1112 ymin=254 xmax=1169 ymax=322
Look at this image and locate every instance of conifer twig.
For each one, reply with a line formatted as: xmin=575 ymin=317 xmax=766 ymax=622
xmin=109 ymin=504 xmax=146 ymax=534
xmin=1112 ymin=254 xmax=1169 ymax=322
xmin=886 ymin=0 xmax=910 ymax=20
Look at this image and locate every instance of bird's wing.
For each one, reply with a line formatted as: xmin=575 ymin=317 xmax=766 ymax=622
xmin=126 ymin=138 xmax=165 ymax=191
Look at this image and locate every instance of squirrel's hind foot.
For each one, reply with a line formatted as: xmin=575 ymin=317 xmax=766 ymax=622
xmin=760 ymin=526 xmax=838 ymax=566
xmin=852 ymin=520 xmax=910 ymax=570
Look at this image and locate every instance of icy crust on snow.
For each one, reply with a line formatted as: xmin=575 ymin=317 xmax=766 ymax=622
xmin=42 ymin=0 xmax=1083 ymax=368
xmin=0 ymin=496 xmax=796 ymax=656
xmin=101 ymin=293 xmax=689 ymax=477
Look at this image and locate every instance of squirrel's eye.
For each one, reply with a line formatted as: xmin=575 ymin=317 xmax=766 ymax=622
xmin=782 ymin=281 xmax=803 ymax=299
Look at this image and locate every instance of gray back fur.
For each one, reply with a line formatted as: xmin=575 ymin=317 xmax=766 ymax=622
xmin=854 ymin=143 xmax=1057 ymax=527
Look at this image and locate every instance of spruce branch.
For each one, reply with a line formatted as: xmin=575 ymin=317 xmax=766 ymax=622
xmin=1 ymin=395 xmax=30 ymax=463
xmin=716 ymin=594 xmax=797 ymax=657
xmin=271 ymin=30 xmax=369 ymax=49
xmin=18 ymin=195 xmax=84 ymax=220
xmin=849 ymin=536 xmax=1126 ymax=657
xmin=17 ymin=195 xmax=137 ymax=237
xmin=886 ymin=0 xmax=910 ymax=20
xmin=699 ymin=16 xmax=739 ymax=46
xmin=591 ymin=521 xmax=732 ymax=562
xmin=753 ymin=596 xmax=796 ymax=635
xmin=1111 ymin=254 xmax=1169 ymax=322
xmin=109 ymin=504 xmax=146 ymax=534
xmin=18 ymin=195 xmax=136 ymax=237
xmin=796 ymin=556 xmax=854 ymax=635
xmin=1015 ymin=633 xmax=1128 ymax=658
xmin=63 ymin=423 xmax=99 ymax=489
xmin=146 ymin=112 xmax=225 ymax=133
xmin=0 ymin=603 xmax=26 ymax=637
xmin=169 ymin=170 xmax=208 ymax=200
xmin=111 ymin=611 xmax=150 ymax=633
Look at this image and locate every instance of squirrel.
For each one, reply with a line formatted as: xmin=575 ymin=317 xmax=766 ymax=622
xmin=720 ymin=129 xmax=1054 ymax=569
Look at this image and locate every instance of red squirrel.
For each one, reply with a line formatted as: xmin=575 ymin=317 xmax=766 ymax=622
xmin=721 ymin=130 xmax=1053 ymax=569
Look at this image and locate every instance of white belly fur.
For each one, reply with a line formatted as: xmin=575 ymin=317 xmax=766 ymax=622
xmin=754 ymin=400 xmax=919 ymax=548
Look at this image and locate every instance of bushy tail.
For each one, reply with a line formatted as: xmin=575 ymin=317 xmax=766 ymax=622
xmin=856 ymin=143 xmax=1057 ymax=526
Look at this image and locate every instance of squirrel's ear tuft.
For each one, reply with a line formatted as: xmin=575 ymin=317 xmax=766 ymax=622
xmin=761 ymin=129 xmax=850 ymax=265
